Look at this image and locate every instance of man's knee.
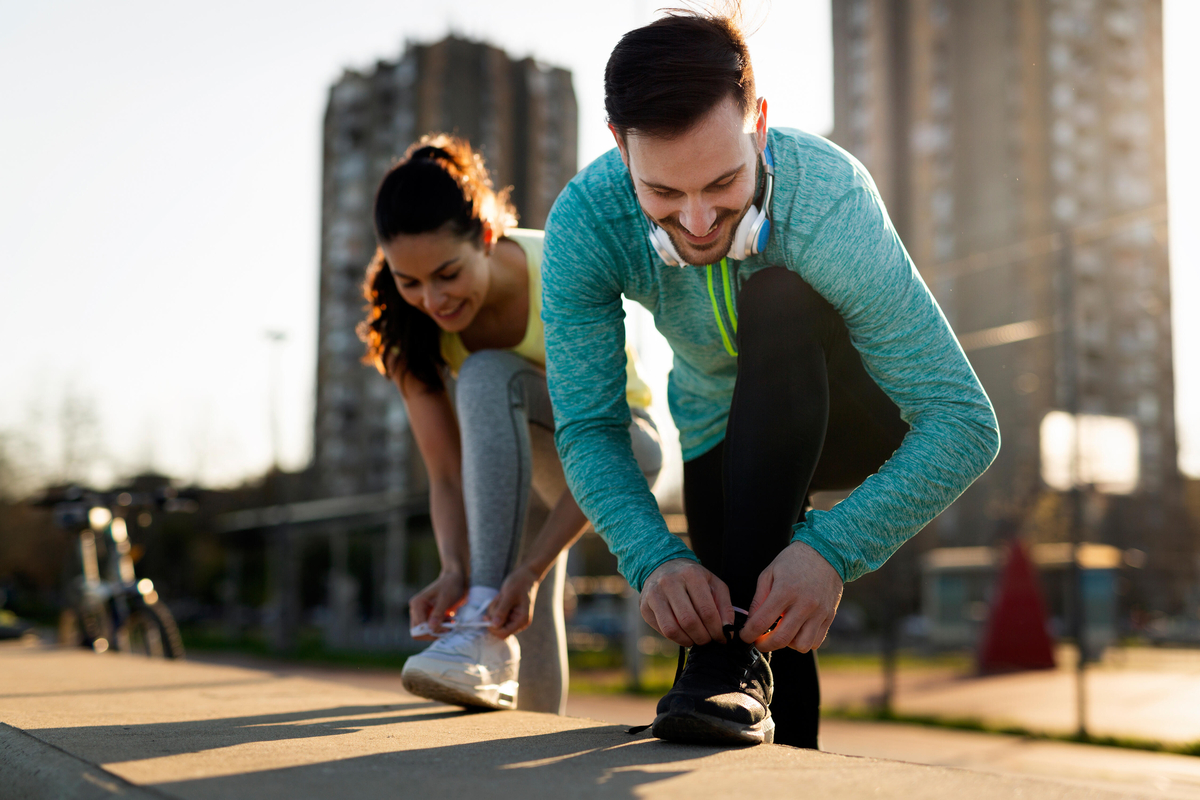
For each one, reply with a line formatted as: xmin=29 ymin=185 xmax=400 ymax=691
xmin=738 ymin=267 xmax=835 ymax=347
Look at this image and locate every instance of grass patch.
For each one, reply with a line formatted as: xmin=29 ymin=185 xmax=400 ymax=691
xmin=566 ymin=648 xmax=976 ymax=697
xmin=180 ymin=625 xmax=415 ymax=671
xmin=567 ymin=649 xmax=679 ymax=696
xmin=815 ymin=651 xmax=974 ymax=672
xmin=568 ymin=667 xmax=675 ymax=697
xmin=824 ymin=706 xmax=1200 ymax=757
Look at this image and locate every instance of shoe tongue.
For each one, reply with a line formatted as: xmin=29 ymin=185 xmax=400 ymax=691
xmin=455 ymin=600 xmax=489 ymax=626
xmin=435 ymin=603 xmax=490 ymax=653
xmin=455 ymin=586 xmax=497 ymax=625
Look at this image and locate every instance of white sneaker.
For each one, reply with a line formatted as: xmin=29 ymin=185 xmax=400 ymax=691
xmin=401 ymin=588 xmax=520 ymax=710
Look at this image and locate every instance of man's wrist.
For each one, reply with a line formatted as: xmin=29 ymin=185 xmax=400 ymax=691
xmin=789 ymin=530 xmax=847 ymax=583
xmin=637 ymin=552 xmax=701 ymax=592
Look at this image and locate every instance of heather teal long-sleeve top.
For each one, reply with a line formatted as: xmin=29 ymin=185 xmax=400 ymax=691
xmin=542 ymin=128 xmax=1000 ymax=592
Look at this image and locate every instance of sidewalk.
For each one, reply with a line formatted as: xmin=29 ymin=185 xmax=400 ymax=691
xmin=567 ymin=694 xmax=1200 ymax=799
xmin=815 ymin=649 xmax=1200 ymax=746
xmin=0 ymin=641 xmax=1153 ymax=800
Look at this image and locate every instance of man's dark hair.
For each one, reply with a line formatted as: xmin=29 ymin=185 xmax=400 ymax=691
xmin=605 ymin=10 xmax=756 ymax=139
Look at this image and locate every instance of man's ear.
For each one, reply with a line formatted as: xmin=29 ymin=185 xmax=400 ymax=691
xmin=753 ymin=97 xmax=768 ymax=152
xmin=609 ymin=123 xmax=630 ymax=168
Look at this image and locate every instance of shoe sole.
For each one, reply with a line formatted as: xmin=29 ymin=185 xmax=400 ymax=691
xmin=650 ymin=709 xmax=775 ymax=746
xmin=401 ymin=663 xmax=517 ymax=710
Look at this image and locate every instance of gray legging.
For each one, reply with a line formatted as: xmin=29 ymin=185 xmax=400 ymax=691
xmin=454 ymin=350 xmax=662 ymax=715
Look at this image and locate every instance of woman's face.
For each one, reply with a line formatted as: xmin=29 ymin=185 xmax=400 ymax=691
xmin=382 ymin=228 xmax=491 ymax=333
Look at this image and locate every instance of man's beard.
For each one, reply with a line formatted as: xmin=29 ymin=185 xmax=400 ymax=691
xmin=653 ymin=195 xmax=755 ymax=266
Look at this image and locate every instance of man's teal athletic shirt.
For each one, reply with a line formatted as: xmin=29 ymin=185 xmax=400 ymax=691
xmin=542 ymin=127 xmax=1000 ymax=592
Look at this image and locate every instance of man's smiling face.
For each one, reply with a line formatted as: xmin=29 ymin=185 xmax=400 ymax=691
xmin=615 ymin=95 xmax=767 ymax=266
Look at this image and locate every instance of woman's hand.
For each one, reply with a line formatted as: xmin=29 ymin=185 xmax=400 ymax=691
xmin=409 ymin=570 xmax=467 ymax=639
xmin=487 ymin=565 xmax=540 ymax=638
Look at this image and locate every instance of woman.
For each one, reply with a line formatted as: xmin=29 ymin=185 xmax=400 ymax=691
xmin=358 ymin=134 xmax=661 ymax=715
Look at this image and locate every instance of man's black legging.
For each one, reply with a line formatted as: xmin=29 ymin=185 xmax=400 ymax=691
xmin=682 ymin=266 xmax=910 ymax=749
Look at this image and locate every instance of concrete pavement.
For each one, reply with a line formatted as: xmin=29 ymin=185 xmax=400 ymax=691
xmin=567 ymin=694 xmax=1200 ymax=800
xmin=0 ymin=641 xmax=1161 ymax=799
xmin=815 ymin=649 xmax=1200 ymax=746
xmin=194 ymin=650 xmax=1200 ymax=798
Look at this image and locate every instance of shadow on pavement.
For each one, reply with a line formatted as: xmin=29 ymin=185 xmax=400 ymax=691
xmin=0 ymin=678 xmax=279 ymax=701
xmin=153 ymin=725 xmax=723 ymax=799
xmin=30 ymin=703 xmax=465 ymax=764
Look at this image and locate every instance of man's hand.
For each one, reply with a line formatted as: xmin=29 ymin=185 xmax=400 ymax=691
xmin=640 ymin=558 xmax=734 ymax=647
xmin=486 ymin=565 xmax=539 ymax=638
xmin=740 ymin=542 xmax=843 ymax=652
xmin=408 ymin=570 xmax=467 ymax=639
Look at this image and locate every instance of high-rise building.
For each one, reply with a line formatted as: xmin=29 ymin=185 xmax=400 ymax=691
xmin=314 ymin=36 xmax=577 ymax=501
xmin=831 ymin=0 xmax=1190 ymax=610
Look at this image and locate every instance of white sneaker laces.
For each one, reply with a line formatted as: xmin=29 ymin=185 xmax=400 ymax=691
xmin=409 ymin=617 xmax=491 ymax=639
xmin=409 ymin=599 xmax=492 ymax=641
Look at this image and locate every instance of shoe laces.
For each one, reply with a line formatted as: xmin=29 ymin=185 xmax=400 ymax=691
xmin=628 ymin=618 xmax=764 ymax=736
xmin=672 ymin=618 xmax=763 ymax=690
xmin=675 ymin=625 xmax=759 ymax=683
xmin=409 ymin=616 xmax=490 ymax=640
xmin=417 ymin=601 xmax=492 ymax=654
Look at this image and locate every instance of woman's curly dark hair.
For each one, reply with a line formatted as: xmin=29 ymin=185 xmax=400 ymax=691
xmin=357 ymin=134 xmax=517 ymax=391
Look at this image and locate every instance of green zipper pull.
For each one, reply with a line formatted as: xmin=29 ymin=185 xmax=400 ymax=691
xmin=706 ymin=258 xmax=739 ymax=357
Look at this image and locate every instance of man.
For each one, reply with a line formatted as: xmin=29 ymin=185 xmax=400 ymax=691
xmin=542 ymin=11 xmax=999 ymax=748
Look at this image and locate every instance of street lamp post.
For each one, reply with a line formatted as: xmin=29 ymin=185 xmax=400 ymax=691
xmin=1052 ymin=230 xmax=1142 ymax=740
xmin=1058 ymin=229 xmax=1090 ymax=739
xmin=264 ymin=330 xmax=288 ymax=473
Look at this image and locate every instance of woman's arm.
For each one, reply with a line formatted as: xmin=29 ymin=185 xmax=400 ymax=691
xmin=487 ymin=488 xmax=589 ymax=638
xmin=397 ymin=371 xmax=471 ymax=636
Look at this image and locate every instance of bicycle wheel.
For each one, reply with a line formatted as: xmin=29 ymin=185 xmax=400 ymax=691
xmin=122 ymin=601 xmax=185 ymax=659
xmin=59 ymin=604 xmax=115 ymax=653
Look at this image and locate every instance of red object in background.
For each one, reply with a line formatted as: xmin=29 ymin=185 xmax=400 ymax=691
xmin=978 ymin=539 xmax=1057 ymax=673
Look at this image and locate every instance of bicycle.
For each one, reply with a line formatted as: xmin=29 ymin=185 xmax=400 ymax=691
xmin=55 ymin=493 xmax=185 ymax=659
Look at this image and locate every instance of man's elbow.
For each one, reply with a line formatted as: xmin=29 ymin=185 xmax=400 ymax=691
xmin=975 ymin=411 xmax=1001 ymax=473
xmin=986 ymin=421 xmax=1001 ymax=465
xmin=947 ymin=404 xmax=1000 ymax=481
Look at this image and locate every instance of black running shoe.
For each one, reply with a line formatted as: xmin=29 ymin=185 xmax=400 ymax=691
xmin=650 ymin=621 xmax=774 ymax=746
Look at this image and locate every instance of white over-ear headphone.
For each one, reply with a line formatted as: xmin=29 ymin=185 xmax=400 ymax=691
xmin=646 ymin=145 xmax=775 ymax=267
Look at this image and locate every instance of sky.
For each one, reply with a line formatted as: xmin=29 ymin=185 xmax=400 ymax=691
xmin=0 ymin=0 xmax=1195 ymax=492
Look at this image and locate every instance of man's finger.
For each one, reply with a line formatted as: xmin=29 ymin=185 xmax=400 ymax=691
xmin=640 ymin=598 xmax=662 ymax=638
xmin=708 ymin=574 xmax=735 ymax=628
xmin=811 ymin=615 xmax=834 ymax=650
xmin=755 ymin=606 xmax=806 ymax=652
xmin=647 ymin=591 xmax=691 ymax=646
xmin=747 ymin=568 xmax=772 ymax=618
xmin=663 ymin=579 xmax=710 ymax=645
xmin=742 ymin=573 xmax=788 ymax=642
xmin=684 ymin=578 xmax=727 ymax=642
xmin=788 ymin=614 xmax=828 ymax=653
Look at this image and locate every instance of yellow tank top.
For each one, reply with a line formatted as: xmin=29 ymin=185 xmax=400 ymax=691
xmin=440 ymin=229 xmax=652 ymax=409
